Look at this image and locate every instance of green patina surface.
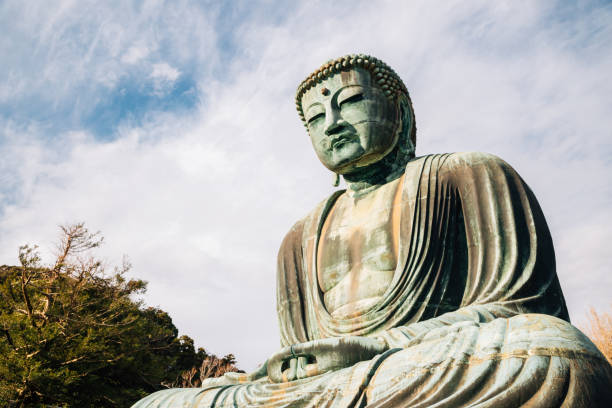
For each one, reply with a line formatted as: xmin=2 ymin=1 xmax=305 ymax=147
xmin=133 ymin=54 xmax=612 ymax=407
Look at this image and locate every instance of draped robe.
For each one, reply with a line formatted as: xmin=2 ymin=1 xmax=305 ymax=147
xmin=133 ymin=152 xmax=612 ymax=407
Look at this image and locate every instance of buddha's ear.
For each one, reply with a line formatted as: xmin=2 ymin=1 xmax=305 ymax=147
xmin=396 ymin=94 xmax=415 ymax=155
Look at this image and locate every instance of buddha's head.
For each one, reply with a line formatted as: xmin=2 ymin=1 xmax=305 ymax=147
xmin=296 ymin=54 xmax=416 ymax=176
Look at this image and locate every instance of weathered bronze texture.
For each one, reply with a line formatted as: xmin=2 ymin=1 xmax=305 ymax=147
xmin=133 ymin=54 xmax=612 ymax=407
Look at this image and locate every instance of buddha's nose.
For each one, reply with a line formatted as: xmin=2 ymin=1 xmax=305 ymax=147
xmin=324 ymin=108 xmax=345 ymax=136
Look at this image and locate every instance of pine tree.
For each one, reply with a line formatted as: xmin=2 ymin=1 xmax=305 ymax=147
xmin=0 ymin=224 xmax=224 ymax=407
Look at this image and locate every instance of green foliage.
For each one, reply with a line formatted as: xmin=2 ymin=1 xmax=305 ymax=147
xmin=0 ymin=224 xmax=214 ymax=407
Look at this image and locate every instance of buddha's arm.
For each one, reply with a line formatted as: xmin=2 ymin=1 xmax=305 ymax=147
xmin=276 ymin=218 xmax=310 ymax=347
xmin=377 ymin=303 xmax=516 ymax=348
xmin=381 ymin=152 xmax=569 ymax=348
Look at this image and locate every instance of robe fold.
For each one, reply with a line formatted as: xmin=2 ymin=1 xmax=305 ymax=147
xmin=133 ymin=152 xmax=612 ymax=408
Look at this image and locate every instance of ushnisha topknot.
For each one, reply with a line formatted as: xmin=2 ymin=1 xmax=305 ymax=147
xmin=295 ymin=53 xmax=416 ymax=147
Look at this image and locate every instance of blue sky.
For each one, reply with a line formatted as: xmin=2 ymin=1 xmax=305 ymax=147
xmin=0 ymin=1 xmax=296 ymax=140
xmin=1 ymin=0 xmax=611 ymax=370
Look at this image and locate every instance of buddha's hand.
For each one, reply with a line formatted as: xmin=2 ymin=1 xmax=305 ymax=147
xmin=267 ymin=336 xmax=388 ymax=383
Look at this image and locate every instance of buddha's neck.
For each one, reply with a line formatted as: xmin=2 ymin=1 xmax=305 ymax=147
xmin=343 ymin=159 xmax=405 ymax=198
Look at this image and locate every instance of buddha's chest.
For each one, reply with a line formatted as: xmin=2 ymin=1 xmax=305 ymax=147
xmin=317 ymin=178 xmax=403 ymax=317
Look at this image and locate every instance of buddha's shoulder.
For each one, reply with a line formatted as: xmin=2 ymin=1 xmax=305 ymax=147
xmin=409 ymin=151 xmax=515 ymax=175
xmin=279 ymin=192 xmax=342 ymax=252
xmin=410 ymin=151 xmax=509 ymax=167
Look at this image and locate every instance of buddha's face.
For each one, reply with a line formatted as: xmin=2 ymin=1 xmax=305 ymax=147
xmin=301 ymin=68 xmax=401 ymax=174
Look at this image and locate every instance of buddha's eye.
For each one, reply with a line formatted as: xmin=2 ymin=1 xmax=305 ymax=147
xmin=307 ymin=112 xmax=324 ymax=125
xmin=339 ymin=92 xmax=364 ymax=107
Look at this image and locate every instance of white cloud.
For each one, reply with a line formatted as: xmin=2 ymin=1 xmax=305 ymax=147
xmin=150 ymin=62 xmax=181 ymax=95
xmin=1 ymin=0 xmax=611 ymax=371
xmin=121 ymin=44 xmax=151 ymax=65
xmin=0 ymin=0 xmax=217 ymax=107
xmin=150 ymin=63 xmax=180 ymax=82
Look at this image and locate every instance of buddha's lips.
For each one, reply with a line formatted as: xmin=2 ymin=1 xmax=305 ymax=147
xmin=331 ymin=133 xmax=356 ymax=149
